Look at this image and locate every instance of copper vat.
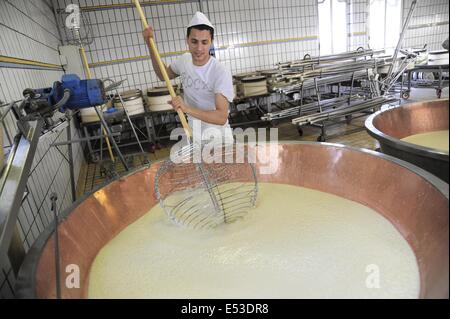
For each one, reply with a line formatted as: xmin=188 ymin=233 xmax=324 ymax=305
xmin=365 ymin=99 xmax=449 ymax=182
xmin=15 ymin=142 xmax=449 ymax=298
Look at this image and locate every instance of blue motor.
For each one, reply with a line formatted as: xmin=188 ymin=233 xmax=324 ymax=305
xmin=22 ymin=74 xmax=106 ymax=118
xmin=52 ymin=74 xmax=106 ymax=110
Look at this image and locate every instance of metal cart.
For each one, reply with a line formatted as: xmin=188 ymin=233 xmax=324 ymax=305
xmin=402 ymin=64 xmax=449 ymax=99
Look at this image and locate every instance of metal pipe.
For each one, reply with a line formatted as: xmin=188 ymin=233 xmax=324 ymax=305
xmin=66 ymin=115 xmax=76 ymax=203
xmin=277 ymin=49 xmax=385 ymax=68
xmin=94 ymin=106 xmax=129 ymax=171
xmin=0 ymin=119 xmax=44 ymax=260
xmin=291 ymin=97 xmax=398 ymax=126
xmin=261 ymin=96 xmax=356 ymax=121
xmin=75 ymin=28 xmax=116 ymax=163
xmin=276 ymin=70 xmax=369 ymax=94
xmin=113 ymin=91 xmax=145 ymax=155
xmin=384 ymin=0 xmax=418 ymax=85
xmin=50 ymin=193 xmax=61 ymax=299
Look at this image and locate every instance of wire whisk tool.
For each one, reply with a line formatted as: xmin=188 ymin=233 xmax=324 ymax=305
xmin=155 ymin=143 xmax=258 ymax=229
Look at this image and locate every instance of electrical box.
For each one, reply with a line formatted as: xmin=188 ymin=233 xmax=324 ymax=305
xmin=59 ymin=45 xmax=86 ymax=78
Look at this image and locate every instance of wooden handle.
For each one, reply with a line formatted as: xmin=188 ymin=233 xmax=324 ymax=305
xmin=80 ymin=44 xmax=115 ymax=162
xmin=80 ymin=47 xmax=92 ymax=80
xmin=133 ymin=0 xmax=192 ymax=139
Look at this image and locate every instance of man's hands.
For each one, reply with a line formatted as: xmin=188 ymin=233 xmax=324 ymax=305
xmin=142 ymin=26 xmax=154 ymax=45
xmin=168 ymin=94 xmax=229 ymax=125
xmin=142 ymin=26 xmax=178 ymax=81
xmin=168 ymin=96 xmax=189 ymax=113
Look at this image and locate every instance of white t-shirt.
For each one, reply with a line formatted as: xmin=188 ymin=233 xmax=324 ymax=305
xmin=170 ymin=53 xmax=234 ymax=143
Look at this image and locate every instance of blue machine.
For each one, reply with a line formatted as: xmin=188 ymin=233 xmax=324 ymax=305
xmin=54 ymin=74 xmax=106 ymax=110
xmin=22 ymin=74 xmax=106 ymax=117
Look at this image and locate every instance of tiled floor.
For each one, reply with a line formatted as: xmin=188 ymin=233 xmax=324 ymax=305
xmin=76 ymin=87 xmax=448 ymax=197
xmin=76 ymin=147 xmax=171 ymax=198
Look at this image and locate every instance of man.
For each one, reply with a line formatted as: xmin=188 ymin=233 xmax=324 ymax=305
xmin=142 ymin=11 xmax=234 ymax=144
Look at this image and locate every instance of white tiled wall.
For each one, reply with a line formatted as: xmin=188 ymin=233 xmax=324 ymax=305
xmin=0 ymin=0 xmax=85 ymax=298
xmin=402 ymin=0 xmax=449 ymax=50
xmin=347 ymin=0 xmax=369 ymax=51
xmin=348 ymin=0 xmax=448 ymax=53
xmin=0 ymin=0 xmax=61 ymax=64
xmin=50 ymin=0 xmax=448 ymax=95
xmin=210 ymin=0 xmax=319 ymax=73
xmin=53 ymin=0 xmax=320 ymax=93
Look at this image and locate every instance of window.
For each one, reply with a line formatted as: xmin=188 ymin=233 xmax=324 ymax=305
xmin=318 ymin=0 xmax=348 ymax=55
xmin=369 ymin=0 xmax=402 ymax=52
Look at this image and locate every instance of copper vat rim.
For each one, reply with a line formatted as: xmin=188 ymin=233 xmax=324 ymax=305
xmin=365 ymin=98 xmax=449 ymax=160
xmin=14 ymin=141 xmax=449 ymax=298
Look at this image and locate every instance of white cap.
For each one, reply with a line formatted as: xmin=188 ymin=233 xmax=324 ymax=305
xmin=187 ymin=11 xmax=214 ymax=30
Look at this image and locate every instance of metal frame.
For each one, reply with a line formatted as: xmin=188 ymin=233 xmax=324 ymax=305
xmin=229 ymin=93 xmax=272 ymax=128
xmin=259 ymin=49 xmax=393 ymax=141
xmin=80 ymin=111 xmax=155 ymax=163
xmin=403 ymin=64 xmax=449 ymax=99
xmin=0 ymin=119 xmax=44 ymax=271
